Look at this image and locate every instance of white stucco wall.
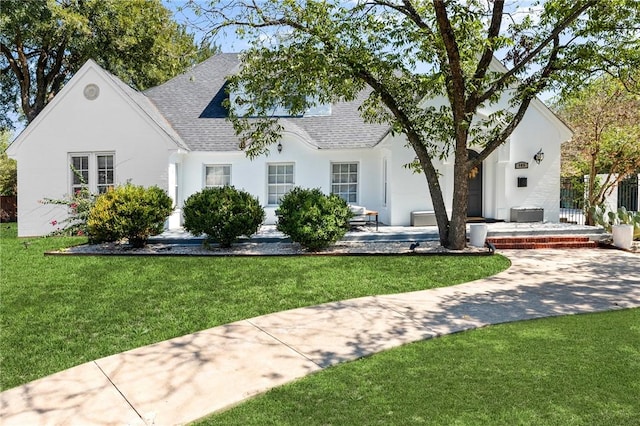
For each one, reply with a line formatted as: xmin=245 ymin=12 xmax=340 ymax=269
xmin=378 ymin=134 xmax=434 ymax=226
xmin=372 ymin=96 xmax=568 ymax=225
xmin=498 ymin=102 xmax=564 ymax=222
xmin=9 ymin=62 xmax=179 ymax=236
xmin=178 ymin=133 xmax=385 ymax=225
xmin=9 ymin=59 xmax=570 ymax=235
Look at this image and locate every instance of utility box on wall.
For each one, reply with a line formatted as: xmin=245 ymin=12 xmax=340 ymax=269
xmin=510 ymin=207 xmax=544 ymax=223
xmin=411 ymin=211 xmax=437 ymax=226
xmin=517 ymin=177 xmax=528 ymax=187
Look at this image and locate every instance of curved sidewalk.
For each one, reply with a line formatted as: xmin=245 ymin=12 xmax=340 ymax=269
xmin=2 ymin=249 xmax=639 ymax=425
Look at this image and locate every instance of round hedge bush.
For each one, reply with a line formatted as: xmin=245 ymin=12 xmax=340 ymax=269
xmin=87 ymin=184 xmax=173 ymax=248
xmin=182 ymin=186 xmax=265 ymax=248
xmin=276 ymin=187 xmax=352 ymax=251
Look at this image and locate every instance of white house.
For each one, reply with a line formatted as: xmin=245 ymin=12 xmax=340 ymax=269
xmin=8 ymin=53 xmax=572 ymax=237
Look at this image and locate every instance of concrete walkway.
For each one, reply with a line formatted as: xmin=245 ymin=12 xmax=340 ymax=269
xmin=1 ymin=248 xmax=639 ymax=425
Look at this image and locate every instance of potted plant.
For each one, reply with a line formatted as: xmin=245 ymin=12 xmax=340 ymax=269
xmin=590 ymin=206 xmax=639 ymax=250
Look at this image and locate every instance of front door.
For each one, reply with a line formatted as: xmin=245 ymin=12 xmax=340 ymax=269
xmin=467 ymin=150 xmax=483 ymax=217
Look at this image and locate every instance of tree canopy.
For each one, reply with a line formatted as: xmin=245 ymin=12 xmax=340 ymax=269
xmin=0 ymin=0 xmax=214 ymax=129
xmin=557 ymin=75 xmax=640 ymax=223
xmin=197 ymin=0 xmax=638 ymax=247
xmin=0 ymin=130 xmax=17 ymax=196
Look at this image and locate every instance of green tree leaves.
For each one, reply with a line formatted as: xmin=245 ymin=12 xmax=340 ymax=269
xmin=187 ymin=1 xmax=640 ymax=247
xmin=557 ymin=75 xmax=640 ymax=222
xmin=0 ymin=130 xmax=17 ymax=196
xmin=0 ymin=0 xmax=212 ymax=128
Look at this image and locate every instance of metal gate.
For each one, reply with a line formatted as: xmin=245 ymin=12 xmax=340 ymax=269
xmin=560 ymin=177 xmax=585 ymax=224
xmin=618 ymin=175 xmax=639 ymax=212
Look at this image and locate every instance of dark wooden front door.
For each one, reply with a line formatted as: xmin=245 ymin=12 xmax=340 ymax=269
xmin=467 ymin=150 xmax=483 ymax=217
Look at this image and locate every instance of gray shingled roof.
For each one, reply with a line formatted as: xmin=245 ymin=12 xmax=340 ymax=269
xmin=144 ymin=53 xmax=390 ymax=152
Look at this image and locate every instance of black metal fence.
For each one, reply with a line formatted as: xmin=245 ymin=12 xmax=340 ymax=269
xmin=560 ymin=174 xmax=639 ymax=225
xmin=617 ymin=175 xmax=639 ymax=212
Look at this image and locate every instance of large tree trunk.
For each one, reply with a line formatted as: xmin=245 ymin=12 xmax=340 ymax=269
xmin=447 ymin=145 xmax=469 ymax=249
xmin=409 ymin=110 xmax=471 ymax=250
xmin=420 ymin=156 xmax=450 ymax=246
xmin=409 ymin=134 xmax=451 ymax=245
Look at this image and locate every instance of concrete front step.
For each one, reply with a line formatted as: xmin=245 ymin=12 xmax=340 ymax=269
xmin=486 ymin=235 xmax=599 ymax=250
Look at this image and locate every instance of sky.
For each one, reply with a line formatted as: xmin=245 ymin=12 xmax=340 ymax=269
xmin=163 ymin=0 xmax=250 ymax=52
xmin=163 ymin=0 xmax=554 ymax=102
xmin=164 ymin=0 xmax=545 ymax=53
xmin=8 ymin=0 xmax=552 ymax=138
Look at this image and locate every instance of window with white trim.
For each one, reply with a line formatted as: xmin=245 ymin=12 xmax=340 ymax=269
xmin=331 ymin=162 xmax=358 ymax=203
xmin=267 ymin=163 xmax=294 ymax=205
xmin=71 ymin=155 xmax=89 ymax=194
xmin=96 ymin=155 xmax=114 ymax=193
xmin=70 ymin=153 xmax=114 ymax=194
xmin=205 ymin=164 xmax=231 ymax=188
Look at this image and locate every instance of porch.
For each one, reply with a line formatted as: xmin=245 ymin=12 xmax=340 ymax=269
xmin=153 ymin=221 xmax=607 ymax=245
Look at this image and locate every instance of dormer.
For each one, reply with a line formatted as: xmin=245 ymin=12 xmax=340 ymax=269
xmin=228 ymin=85 xmax=331 ymax=118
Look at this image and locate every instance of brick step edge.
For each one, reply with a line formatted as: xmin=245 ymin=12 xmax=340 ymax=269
xmin=487 ymin=236 xmax=591 ymax=244
xmin=490 ymin=241 xmax=599 ymax=250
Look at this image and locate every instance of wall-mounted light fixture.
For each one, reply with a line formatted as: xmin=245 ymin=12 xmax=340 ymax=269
xmin=277 ymin=142 xmax=283 ymax=154
xmin=533 ymin=148 xmax=544 ymax=164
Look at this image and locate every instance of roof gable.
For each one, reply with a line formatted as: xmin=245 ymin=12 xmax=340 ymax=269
xmin=8 ymin=60 xmax=185 ymax=157
xmin=488 ymin=57 xmax=572 ymax=140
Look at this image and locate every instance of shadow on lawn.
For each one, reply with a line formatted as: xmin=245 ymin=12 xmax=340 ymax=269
xmin=249 ymin=249 xmax=639 ymax=368
xmin=2 ymin=249 xmax=638 ymax=425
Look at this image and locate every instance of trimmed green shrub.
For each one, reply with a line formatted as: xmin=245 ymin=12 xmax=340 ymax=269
xmin=182 ymin=186 xmax=265 ymax=248
xmin=277 ymin=187 xmax=353 ymax=251
xmin=87 ymin=184 xmax=173 ymax=248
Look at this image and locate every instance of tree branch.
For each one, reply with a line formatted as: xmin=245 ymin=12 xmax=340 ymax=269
xmin=43 ymin=37 xmax=68 ymax=103
xmin=477 ymin=0 xmax=597 ymax=106
xmin=432 ymin=0 xmax=466 ymax=125
xmin=472 ymin=0 xmax=504 ymax=83
xmin=6 ymin=31 xmax=35 ymax=122
xmin=466 ymin=0 xmax=504 ymax=112
xmin=473 ymin=35 xmax=562 ymax=168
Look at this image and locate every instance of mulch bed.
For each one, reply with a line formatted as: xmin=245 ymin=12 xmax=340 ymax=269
xmin=47 ymin=240 xmax=494 ymax=257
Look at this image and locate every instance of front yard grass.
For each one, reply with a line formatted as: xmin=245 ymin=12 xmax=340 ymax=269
xmin=0 ymin=223 xmax=509 ymax=390
xmin=199 ymin=308 xmax=640 ymax=425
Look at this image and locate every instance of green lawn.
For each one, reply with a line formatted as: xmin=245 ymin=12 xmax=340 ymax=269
xmin=0 ymin=223 xmax=509 ymax=390
xmin=198 ymin=308 xmax=640 ymax=425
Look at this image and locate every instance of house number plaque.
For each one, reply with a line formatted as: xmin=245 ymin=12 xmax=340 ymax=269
xmin=515 ymin=161 xmax=529 ymax=169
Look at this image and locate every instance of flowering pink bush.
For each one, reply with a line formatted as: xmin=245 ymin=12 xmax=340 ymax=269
xmin=42 ymin=186 xmax=95 ymax=237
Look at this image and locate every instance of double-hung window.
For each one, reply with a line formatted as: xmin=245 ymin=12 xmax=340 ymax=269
xmin=96 ymin=155 xmax=114 ymax=193
xmin=70 ymin=153 xmax=114 ymax=194
xmin=205 ymin=165 xmax=231 ymax=188
xmin=267 ymin=163 xmax=294 ymax=205
xmin=331 ymin=162 xmax=358 ymax=203
xmin=71 ymin=156 xmax=90 ymax=194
